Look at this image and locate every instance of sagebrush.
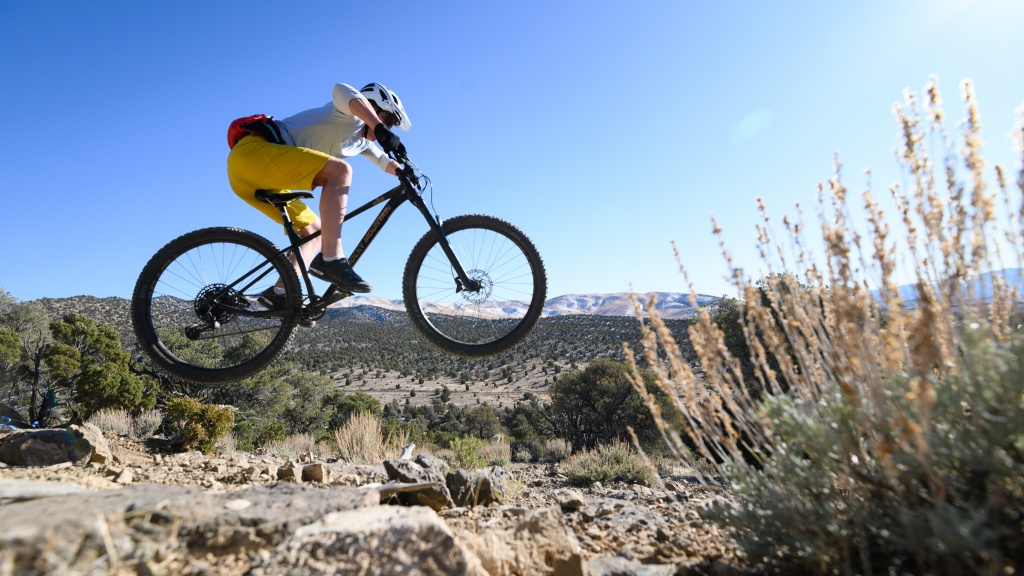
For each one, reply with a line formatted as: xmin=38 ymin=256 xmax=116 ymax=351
xmin=628 ymin=78 xmax=1024 ymax=574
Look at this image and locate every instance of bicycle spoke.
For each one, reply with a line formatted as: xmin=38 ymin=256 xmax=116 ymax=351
xmin=405 ymin=216 xmax=545 ymax=354
xmin=135 ymin=229 xmax=299 ymax=377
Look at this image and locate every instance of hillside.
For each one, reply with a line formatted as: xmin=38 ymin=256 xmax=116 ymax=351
xmin=34 ymin=294 xmax=699 ymax=408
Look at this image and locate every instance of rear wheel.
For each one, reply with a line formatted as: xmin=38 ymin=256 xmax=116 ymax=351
xmin=131 ymin=227 xmax=300 ymax=384
xmin=403 ymin=215 xmax=547 ymax=356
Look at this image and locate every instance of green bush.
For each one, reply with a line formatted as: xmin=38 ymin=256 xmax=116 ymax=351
xmin=561 ymin=441 xmax=655 ymax=486
xmin=326 ymin=389 xmax=381 ymax=430
xmin=165 ymin=397 xmax=234 ymax=454
xmin=448 ymin=435 xmax=486 ymax=469
xmin=45 ymin=314 xmax=157 ymax=421
xmin=545 ymin=359 xmax=683 ymax=453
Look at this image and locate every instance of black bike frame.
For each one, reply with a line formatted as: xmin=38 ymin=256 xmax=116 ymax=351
xmin=210 ymin=170 xmax=478 ymax=322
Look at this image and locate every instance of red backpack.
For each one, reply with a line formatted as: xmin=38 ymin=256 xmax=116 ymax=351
xmin=227 ymin=114 xmax=285 ymax=149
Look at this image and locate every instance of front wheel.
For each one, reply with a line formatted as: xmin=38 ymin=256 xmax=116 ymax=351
xmin=131 ymin=227 xmax=301 ymax=384
xmin=403 ymin=215 xmax=547 ymax=356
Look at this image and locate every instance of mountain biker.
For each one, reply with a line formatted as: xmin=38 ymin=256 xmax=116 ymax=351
xmin=226 ymin=82 xmax=410 ymax=309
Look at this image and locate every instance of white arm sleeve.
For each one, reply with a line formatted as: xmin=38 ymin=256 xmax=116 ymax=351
xmin=331 ymin=83 xmax=363 ymax=115
xmin=361 ymin=144 xmax=392 ymax=171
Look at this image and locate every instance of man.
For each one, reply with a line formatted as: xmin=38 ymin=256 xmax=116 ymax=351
xmin=226 ymin=82 xmax=410 ymax=308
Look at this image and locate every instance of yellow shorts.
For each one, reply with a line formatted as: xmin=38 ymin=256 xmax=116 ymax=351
xmin=226 ymin=135 xmax=329 ymax=230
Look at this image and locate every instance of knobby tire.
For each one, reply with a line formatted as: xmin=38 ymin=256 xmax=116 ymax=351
xmin=131 ymin=227 xmax=301 ymax=384
xmin=402 ymin=214 xmax=547 ymax=356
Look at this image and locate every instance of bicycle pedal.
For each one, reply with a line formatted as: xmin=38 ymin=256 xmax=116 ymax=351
xmin=323 ymin=291 xmax=351 ymax=305
xmin=300 ymin=318 xmax=316 ymax=329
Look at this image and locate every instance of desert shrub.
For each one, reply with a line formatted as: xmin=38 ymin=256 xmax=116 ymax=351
xmin=513 ymin=448 xmax=534 ymax=463
xmin=214 ymin=431 xmax=237 ymax=456
xmin=333 ymin=412 xmax=408 ymax=464
xmin=448 ymin=435 xmax=485 ymax=469
xmin=544 ymin=359 xmax=682 ymax=453
xmin=382 ymin=417 xmax=432 ymax=456
xmin=164 ymin=397 xmax=234 ymax=454
xmin=86 ymin=407 xmax=164 ymax=439
xmin=561 ymin=441 xmax=655 ymax=486
xmin=261 ymin=432 xmax=318 ymax=459
xmin=480 ymin=436 xmax=511 ymax=467
xmin=538 ymin=437 xmax=572 ymax=463
xmin=627 ymin=78 xmax=1024 ymax=574
xmin=131 ymin=409 xmax=163 ymax=439
xmin=86 ymin=408 xmax=132 ymax=436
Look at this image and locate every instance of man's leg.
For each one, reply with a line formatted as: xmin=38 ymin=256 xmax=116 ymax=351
xmin=273 ymin=220 xmax=322 ymax=291
xmin=311 ymin=157 xmax=352 ymax=259
xmin=306 ymin=157 xmax=372 ymax=293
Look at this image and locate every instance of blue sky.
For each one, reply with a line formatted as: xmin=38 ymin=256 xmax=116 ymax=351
xmin=2 ymin=1 xmax=1023 ymax=302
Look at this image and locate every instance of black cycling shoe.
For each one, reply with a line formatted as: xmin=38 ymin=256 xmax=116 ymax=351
xmin=258 ymin=286 xmax=311 ymax=327
xmin=257 ymin=286 xmax=288 ymax=310
xmin=308 ymin=254 xmax=373 ymax=293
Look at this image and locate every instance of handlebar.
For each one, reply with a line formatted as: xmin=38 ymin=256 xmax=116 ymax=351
xmin=391 ymin=151 xmax=423 ymax=193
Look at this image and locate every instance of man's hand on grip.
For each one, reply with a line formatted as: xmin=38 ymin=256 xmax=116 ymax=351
xmin=374 ymin=124 xmax=406 ymax=157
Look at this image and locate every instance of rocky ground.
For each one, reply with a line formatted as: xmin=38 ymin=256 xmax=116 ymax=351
xmin=0 ymin=426 xmax=745 ymax=575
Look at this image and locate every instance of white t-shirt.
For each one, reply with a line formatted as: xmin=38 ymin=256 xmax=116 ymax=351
xmin=276 ymin=83 xmax=391 ymax=171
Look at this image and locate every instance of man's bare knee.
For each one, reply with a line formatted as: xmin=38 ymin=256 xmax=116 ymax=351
xmin=313 ymin=158 xmax=352 ymax=188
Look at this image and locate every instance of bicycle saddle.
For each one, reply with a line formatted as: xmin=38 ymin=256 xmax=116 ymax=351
xmin=255 ymin=189 xmax=314 ymax=206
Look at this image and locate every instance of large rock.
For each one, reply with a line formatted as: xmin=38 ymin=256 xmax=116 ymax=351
xmin=0 ymin=482 xmax=378 ymax=574
xmin=383 ymin=458 xmax=454 ymax=511
xmin=258 ymin=505 xmax=488 ymax=576
xmin=586 ymin=556 xmax=677 ymax=575
xmin=0 ymin=479 xmax=92 ymax=504
xmin=447 ymin=466 xmax=506 ymax=507
xmin=462 ymin=506 xmax=581 ymax=575
xmin=0 ymin=424 xmax=111 ymax=467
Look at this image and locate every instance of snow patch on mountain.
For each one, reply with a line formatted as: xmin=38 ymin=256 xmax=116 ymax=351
xmin=330 ymin=292 xmax=719 ymax=319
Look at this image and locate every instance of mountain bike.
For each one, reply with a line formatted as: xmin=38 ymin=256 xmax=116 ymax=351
xmin=131 ymin=152 xmax=547 ymax=384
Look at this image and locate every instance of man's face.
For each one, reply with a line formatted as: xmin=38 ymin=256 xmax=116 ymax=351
xmin=378 ymin=109 xmax=398 ymax=129
xmin=363 ymin=110 xmax=398 ymax=141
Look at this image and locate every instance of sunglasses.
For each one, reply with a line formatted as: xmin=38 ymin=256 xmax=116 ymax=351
xmin=380 ymin=111 xmax=399 ymax=129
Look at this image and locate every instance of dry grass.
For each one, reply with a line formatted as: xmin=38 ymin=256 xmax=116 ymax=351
xmin=86 ymin=408 xmax=164 ymax=439
xmin=479 ymin=436 xmax=512 ymax=467
xmin=538 ymin=438 xmax=572 ymax=463
xmin=260 ymin=432 xmax=319 ymax=459
xmin=627 ymin=78 xmax=1024 ymax=574
xmin=331 ymin=411 xmax=410 ymax=464
xmin=560 ymin=440 xmax=656 ymax=487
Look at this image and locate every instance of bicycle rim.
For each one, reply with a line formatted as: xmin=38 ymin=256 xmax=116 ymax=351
xmin=133 ymin=227 xmax=299 ymax=383
xmin=404 ymin=215 xmax=546 ymax=356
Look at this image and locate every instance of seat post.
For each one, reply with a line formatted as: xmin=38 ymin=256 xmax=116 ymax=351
xmin=278 ymin=205 xmax=303 ymax=247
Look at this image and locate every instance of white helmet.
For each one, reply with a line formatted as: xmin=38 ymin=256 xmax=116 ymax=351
xmin=360 ymin=83 xmax=411 ymax=131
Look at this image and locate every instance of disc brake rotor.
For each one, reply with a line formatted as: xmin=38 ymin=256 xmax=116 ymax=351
xmin=460 ymin=270 xmax=494 ymax=304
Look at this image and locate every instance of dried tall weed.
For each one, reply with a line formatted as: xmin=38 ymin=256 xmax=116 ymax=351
xmin=627 ymin=78 xmax=1024 ymax=574
xmin=86 ymin=408 xmax=164 ymax=439
xmin=332 ymin=411 xmax=409 ymax=464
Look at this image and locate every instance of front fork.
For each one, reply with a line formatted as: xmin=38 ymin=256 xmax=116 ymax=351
xmin=407 ymin=193 xmax=481 ymax=293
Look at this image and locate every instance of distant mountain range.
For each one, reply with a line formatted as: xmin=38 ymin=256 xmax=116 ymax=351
xmin=33 ymin=267 xmax=1024 ymax=328
xmin=330 ymin=292 xmax=720 ymax=320
xmin=330 ymin=266 xmax=1024 ymax=319
xmin=888 ymin=268 xmax=1024 ymax=305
